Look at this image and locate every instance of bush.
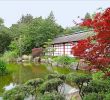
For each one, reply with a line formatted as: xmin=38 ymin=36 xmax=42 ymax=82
xmin=83 ymin=92 xmax=105 ymax=100
xmin=104 ymin=93 xmax=110 ymax=100
xmin=67 ymin=72 xmax=91 ymax=85
xmin=25 ymin=78 xmax=44 ymax=87
xmin=39 ymin=78 xmax=63 ymax=94
xmin=53 ymin=55 xmax=77 ymax=67
xmin=46 ymin=74 xmax=66 ymax=81
xmin=3 ymin=85 xmax=33 ymax=100
xmin=25 ymin=78 xmax=44 ymax=93
xmin=92 ymin=71 xmax=104 ymax=81
xmin=37 ymin=91 xmax=65 ymax=100
xmin=83 ymin=93 xmax=99 ymax=100
xmin=0 ymin=59 xmax=7 ymax=75
xmin=88 ymin=80 xmax=110 ymax=93
xmin=82 ymin=80 xmax=110 ymax=99
xmin=67 ymin=72 xmax=92 ymax=98
xmin=1 ymin=51 xmax=18 ymax=62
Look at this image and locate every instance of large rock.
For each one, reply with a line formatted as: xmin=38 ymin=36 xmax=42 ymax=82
xmin=22 ymin=55 xmax=29 ymax=60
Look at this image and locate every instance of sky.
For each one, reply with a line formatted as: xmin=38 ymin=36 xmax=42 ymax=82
xmin=0 ymin=0 xmax=110 ymax=28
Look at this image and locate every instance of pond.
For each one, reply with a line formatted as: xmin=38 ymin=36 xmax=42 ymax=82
xmin=0 ymin=63 xmax=51 ymax=96
xmin=0 ymin=63 xmax=73 ymax=96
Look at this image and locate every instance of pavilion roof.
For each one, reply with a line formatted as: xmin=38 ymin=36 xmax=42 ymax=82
xmin=52 ymin=31 xmax=95 ymax=44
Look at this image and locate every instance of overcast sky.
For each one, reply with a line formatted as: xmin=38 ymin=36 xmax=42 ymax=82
xmin=0 ymin=0 xmax=110 ymax=28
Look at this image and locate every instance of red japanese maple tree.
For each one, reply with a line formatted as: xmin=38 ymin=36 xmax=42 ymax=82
xmin=72 ymin=8 xmax=110 ymax=75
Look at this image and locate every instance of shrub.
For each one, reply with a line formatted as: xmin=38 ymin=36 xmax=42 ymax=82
xmin=104 ymin=93 xmax=110 ymax=100
xmin=1 ymin=51 xmax=18 ymax=62
xmin=82 ymin=80 xmax=110 ymax=99
xmin=0 ymin=59 xmax=7 ymax=75
xmin=53 ymin=55 xmax=77 ymax=67
xmin=3 ymin=85 xmax=33 ymax=100
xmin=25 ymin=78 xmax=44 ymax=87
xmin=83 ymin=93 xmax=99 ymax=100
xmin=83 ymin=92 xmax=105 ymax=100
xmin=46 ymin=74 xmax=66 ymax=81
xmin=37 ymin=91 xmax=65 ymax=100
xmin=88 ymin=80 xmax=110 ymax=93
xmin=39 ymin=78 xmax=63 ymax=94
xmin=92 ymin=71 xmax=104 ymax=81
xmin=67 ymin=72 xmax=92 ymax=98
xmin=25 ymin=78 xmax=44 ymax=93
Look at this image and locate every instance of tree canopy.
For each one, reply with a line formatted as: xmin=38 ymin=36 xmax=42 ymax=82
xmin=72 ymin=8 xmax=110 ymax=76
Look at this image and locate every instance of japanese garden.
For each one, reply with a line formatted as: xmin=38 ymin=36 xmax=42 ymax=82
xmin=0 ymin=2 xmax=110 ymax=100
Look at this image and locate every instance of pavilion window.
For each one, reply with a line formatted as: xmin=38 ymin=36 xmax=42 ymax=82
xmin=65 ymin=43 xmax=73 ymax=56
xmin=54 ymin=44 xmax=64 ymax=56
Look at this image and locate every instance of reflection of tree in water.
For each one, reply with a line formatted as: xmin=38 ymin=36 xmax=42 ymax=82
xmin=0 ymin=63 xmax=51 ymax=95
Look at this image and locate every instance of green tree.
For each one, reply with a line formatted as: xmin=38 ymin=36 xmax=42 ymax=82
xmin=0 ymin=18 xmax=4 ymax=25
xmin=47 ymin=11 xmax=55 ymax=22
xmin=84 ymin=12 xmax=91 ymax=19
xmin=28 ymin=14 xmax=63 ymax=48
xmin=0 ymin=26 xmax=12 ymax=54
xmin=18 ymin=14 xmax=33 ymax=24
xmin=9 ymin=12 xmax=63 ymax=55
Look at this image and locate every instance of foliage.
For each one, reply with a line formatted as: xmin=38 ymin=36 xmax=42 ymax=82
xmin=72 ymin=7 xmax=110 ymax=75
xmin=25 ymin=78 xmax=44 ymax=88
xmin=53 ymin=55 xmax=77 ymax=67
xmin=3 ymin=85 xmax=33 ymax=100
xmin=0 ymin=18 xmax=4 ymax=25
xmin=3 ymin=74 xmax=65 ymax=100
xmin=28 ymin=15 xmax=63 ymax=48
xmin=39 ymin=78 xmax=63 ymax=94
xmin=92 ymin=71 xmax=104 ymax=81
xmin=18 ymin=14 xmax=33 ymax=24
xmin=46 ymin=74 xmax=66 ymax=81
xmin=104 ymin=93 xmax=110 ymax=100
xmin=9 ymin=12 xmax=63 ymax=55
xmin=82 ymin=80 xmax=110 ymax=95
xmin=0 ymin=59 xmax=7 ymax=75
xmin=84 ymin=12 xmax=91 ymax=19
xmin=9 ymin=23 xmax=30 ymax=55
xmin=63 ymin=26 xmax=91 ymax=34
xmin=43 ymin=39 xmax=55 ymax=57
xmin=67 ymin=72 xmax=91 ymax=98
xmin=0 ymin=26 xmax=12 ymax=54
xmin=1 ymin=51 xmax=18 ymax=62
xmin=82 ymin=80 xmax=110 ymax=99
xmin=83 ymin=93 xmax=101 ymax=100
xmin=37 ymin=91 xmax=65 ymax=100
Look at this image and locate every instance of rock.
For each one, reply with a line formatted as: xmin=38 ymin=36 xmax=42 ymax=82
xmin=22 ymin=55 xmax=29 ymax=60
xmin=28 ymin=55 xmax=32 ymax=61
xmin=48 ymin=58 xmax=53 ymax=64
xmin=33 ymin=57 xmax=39 ymax=62
xmin=17 ymin=57 xmax=22 ymax=62
xmin=70 ymin=62 xmax=78 ymax=70
xmin=41 ymin=59 xmax=46 ymax=63
xmin=52 ymin=62 xmax=58 ymax=66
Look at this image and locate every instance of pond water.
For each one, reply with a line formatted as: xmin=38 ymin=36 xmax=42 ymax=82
xmin=0 ymin=63 xmax=51 ymax=96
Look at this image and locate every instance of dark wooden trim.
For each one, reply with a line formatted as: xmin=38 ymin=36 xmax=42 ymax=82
xmin=63 ymin=43 xmax=65 ymax=55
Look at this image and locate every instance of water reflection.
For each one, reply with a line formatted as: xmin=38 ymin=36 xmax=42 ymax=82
xmin=4 ymin=83 xmax=16 ymax=91
xmin=0 ymin=63 xmax=50 ymax=96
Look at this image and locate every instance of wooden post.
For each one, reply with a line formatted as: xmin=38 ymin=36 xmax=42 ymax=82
xmin=63 ymin=43 xmax=65 ymax=55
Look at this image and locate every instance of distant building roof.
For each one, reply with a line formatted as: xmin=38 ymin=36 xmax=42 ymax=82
xmin=53 ymin=31 xmax=95 ymax=44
